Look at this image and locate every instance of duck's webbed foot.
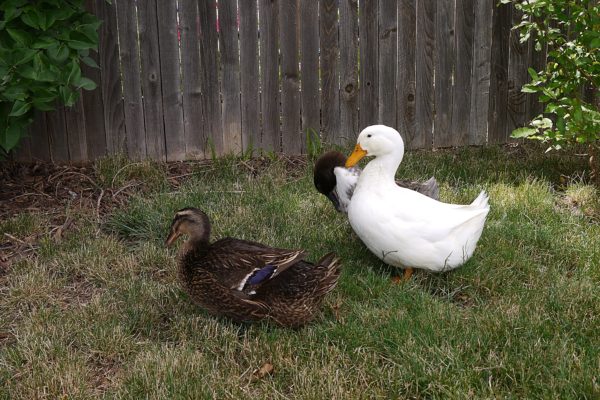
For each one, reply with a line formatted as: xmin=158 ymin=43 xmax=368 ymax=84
xmin=391 ymin=267 xmax=414 ymax=284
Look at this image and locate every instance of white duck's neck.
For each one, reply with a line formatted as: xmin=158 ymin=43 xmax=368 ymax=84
xmin=359 ymin=150 xmax=403 ymax=188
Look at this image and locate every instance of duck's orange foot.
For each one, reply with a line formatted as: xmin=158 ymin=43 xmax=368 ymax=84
xmin=391 ymin=267 xmax=414 ymax=284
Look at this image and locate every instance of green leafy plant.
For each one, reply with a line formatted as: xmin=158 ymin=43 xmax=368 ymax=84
xmin=0 ymin=0 xmax=102 ymax=156
xmin=504 ymin=0 xmax=600 ymax=181
xmin=305 ymin=128 xmax=323 ymax=160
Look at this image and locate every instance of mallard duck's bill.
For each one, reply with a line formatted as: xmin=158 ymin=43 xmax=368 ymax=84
xmin=345 ymin=144 xmax=367 ymax=167
xmin=165 ymin=231 xmax=180 ymax=247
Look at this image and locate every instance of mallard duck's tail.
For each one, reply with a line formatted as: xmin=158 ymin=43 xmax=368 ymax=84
xmin=314 ymin=252 xmax=342 ymax=297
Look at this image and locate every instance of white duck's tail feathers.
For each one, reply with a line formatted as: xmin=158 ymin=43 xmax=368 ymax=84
xmin=470 ymin=191 xmax=490 ymax=210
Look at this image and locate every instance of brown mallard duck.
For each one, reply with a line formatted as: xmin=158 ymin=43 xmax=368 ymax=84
xmin=314 ymin=150 xmax=440 ymax=213
xmin=165 ymin=208 xmax=342 ymax=327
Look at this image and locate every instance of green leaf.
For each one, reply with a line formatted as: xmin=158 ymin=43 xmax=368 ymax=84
xmin=8 ymin=100 xmax=31 ymax=117
xmin=2 ymin=86 xmax=28 ymax=101
xmin=20 ymin=11 xmax=39 ymax=29
xmin=32 ymin=98 xmax=56 ymax=111
xmin=6 ymin=28 xmax=34 ymax=46
xmin=527 ymin=68 xmax=539 ymax=81
xmin=76 ymin=77 xmax=97 ymax=91
xmin=511 ymin=127 xmax=537 ymax=138
xmin=81 ymin=56 xmax=99 ymax=69
xmin=522 ymin=86 xmax=538 ymax=93
xmin=0 ymin=123 xmax=23 ymax=152
xmin=32 ymin=36 xmax=57 ymax=49
xmin=47 ymin=44 xmax=70 ymax=63
xmin=67 ymin=59 xmax=82 ymax=85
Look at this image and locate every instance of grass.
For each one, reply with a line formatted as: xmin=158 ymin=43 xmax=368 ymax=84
xmin=1 ymin=144 xmax=599 ymax=399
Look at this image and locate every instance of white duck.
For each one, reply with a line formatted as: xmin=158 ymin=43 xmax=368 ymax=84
xmin=345 ymin=125 xmax=490 ymax=279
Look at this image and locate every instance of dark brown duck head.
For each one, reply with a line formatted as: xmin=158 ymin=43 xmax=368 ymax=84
xmin=165 ymin=207 xmax=211 ymax=250
xmin=313 ymin=151 xmax=346 ymax=212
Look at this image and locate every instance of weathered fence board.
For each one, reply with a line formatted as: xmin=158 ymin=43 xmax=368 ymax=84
xmin=359 ymin=0 xmax=378 ymax=130
xmin=17 ymin=1 xmax=546 ymax=163
xmin=414 ymin=0 xmax=435 ymax=149
xmin=180 ymin=0 xmax=206 ymax=159
xmin=300 ymin=0 xmax=320 ymax=147
xmin=239 ymin=0 xmax=260 ymax=153
xmin=280 ymin=0 xmax=301 ymax=154
xmin=339 ymin=0 xmax=359 ymax=144
xmin=488 ymin=2 xmax=512 ymax=144
xmin=138 ymin=0 xmax=166 ymax=161
xmin=320 ymin=0 xmax=340 ymax=144
xmin=378 ymin=0 xmax=397 ymax=127
xmin=469 ymin=0 xmax=493 ymax=145
xmin=433 ymin=0 xmax=455 ymax=148
xmin=259 ymin=0 xmax=280 ymax=152
xmin=397 ymin=0 xmax=417 ymax=146
xmin=451 ymin=0 xmax=475 ymax=146
xmin=220 ymin=0 xmax=243 ymax=155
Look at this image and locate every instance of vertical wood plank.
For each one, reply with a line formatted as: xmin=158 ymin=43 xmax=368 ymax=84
xmin=397 ymin=0 xmax=416 ymax=146
xmin=65 ymin=96 xmax=88 ymax=162
xmin=378 ymin=0 xmax=397 ymax=127
xmin=96 ymin=0 xmax=125 ymax=156
xmin=468 ymin=0 xmax=493 ymax=145
xmin=414 ymin=0 xmax=435 ymax=149
xmin=279 ymin=0 xmax=301 ymax=154
xmin=180 ymin=0 xmax=206 ymax=159
xmin=138 ymin=0 xmax=166 ymax=161
xmin=433 ymin=0 xmax=454 ymax=147
xmin=320 ymin=0 xmax=340 ymax=144
xmin=116 ymin=0 xmax=146 ymax=159
xmin=450 ymin=0 xmax=475 ymax=146
xmin=259 ymin=0 xmax=280 ymax=152
xmin=239 ymin=0 xmax=260 ymax=154
xmin=220 ymin=0 xmax=243 ymax=154
xmin=28 ymin=112 xmax=50 ymax=161
xmin=339 ymin=0 xmax=359 ymax=144
xmin=13 ymin=131 xmax=32 ymax=162
xmin=156 ymin=1 xmax=186 ymax=161
xmin=199 ymin=0 xmax=224 ymax=157
xmin=359 ymin=0 xmax=378 ymax=131
xmin=506 ymin=5 xmax=529 ymax=138
xmin=47 ymin=105 xmax=69 ymax=162
xmin=488 ymin=2 xmax=511 ymax=144
xmin=299 ymin=0 xmax=320 ymax=150
xmin=81 ymin=0 xmax=107 ymax=160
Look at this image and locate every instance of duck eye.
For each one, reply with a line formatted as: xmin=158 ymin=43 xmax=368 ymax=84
xmin=367 ymin=134 xmax=372 ymax=138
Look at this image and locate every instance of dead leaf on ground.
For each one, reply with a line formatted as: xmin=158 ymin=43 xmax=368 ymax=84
xmin=250 ymin=362 xmax=274 ymax=382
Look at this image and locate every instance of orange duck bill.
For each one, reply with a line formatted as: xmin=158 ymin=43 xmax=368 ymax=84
xmin=345 ymin=144 xmax=367 ymax=168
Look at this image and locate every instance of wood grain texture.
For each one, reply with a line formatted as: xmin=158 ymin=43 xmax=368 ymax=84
xmin=450 ymin=0 xmax=475 ymax=146
xmin=180 ymin=0 xmax=206 ymax=159
xmin=279 ymin=0 xmax=301 ymax=154
xmin=156 ymin=0 xmax=186 ymax=160
xmin=339 ymin=0 xmax=359 ymax=144
xmin=12 ymin=134 xmax=31 ymax=162
xmin=320 ymin=0 xmax=340 ymax=144
xmin=259 ymin=0 xmax=280 ymax=152
xmin=239 ymin=0 xmax=260 ymax=153
xmin=299 ymin=0 xmax=320 ymax=150
xmin=506 ymin=5 xmax=529 ymax=138
xmin=46 ymin=105 xmax=69 ymax=162
xmin=433 ymin=0 xmax=454 ymax=147
xmin=116 ymin=0 xmax=146 ymax=159
xmin=469 ymin=0 xmax=493 ymax=145
xmin=378 ymin=0 xmax=397 ymax=127
xmin=96 ymin=0 xmax=125 ymax=155
xmin=488 ymin=2 xmax=511 ymax=144
xmin=65 ymin=95 xmax=87 ymax=162
xmin=198 ymin=0 xmax=223 ymax=157
xmin=359 ymin=0 xmax=378 ymax=131
xmin=28 ymin=112 xmax=50 ymax=161
xmin=220 ymin=0 xmax=242 ymax=154
xmin=414 ymin=0 xmax=435 ymax=149
xmin=138 ymin=0 xmax=166 ymax=161
xmin=397 ymin=0 xmax=416 ymax=147
xmin=80 ymin=0 xmax=107 ymax=160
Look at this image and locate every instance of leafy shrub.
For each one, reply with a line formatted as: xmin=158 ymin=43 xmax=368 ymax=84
xmin=505 ymin=0 xmax=599 ymax=150
xmin=0 ymin=0 xmax=102 ymax=155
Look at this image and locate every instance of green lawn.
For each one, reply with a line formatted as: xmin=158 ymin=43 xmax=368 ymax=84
xmin=1 ymin=144 xmax=599 ymax=399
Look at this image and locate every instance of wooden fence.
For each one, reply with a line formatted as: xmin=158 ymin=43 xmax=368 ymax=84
xmin=13 ymin=0 xmax=545 ymax=163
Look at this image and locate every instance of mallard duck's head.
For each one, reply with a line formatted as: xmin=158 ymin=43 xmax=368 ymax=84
xmin=313 ymin=151 xmax=346 ymax=211
xmin=165 ymin=207 xmax=211 ymax=247
xmin=346 ymin=125 xmax=404 ymax=167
